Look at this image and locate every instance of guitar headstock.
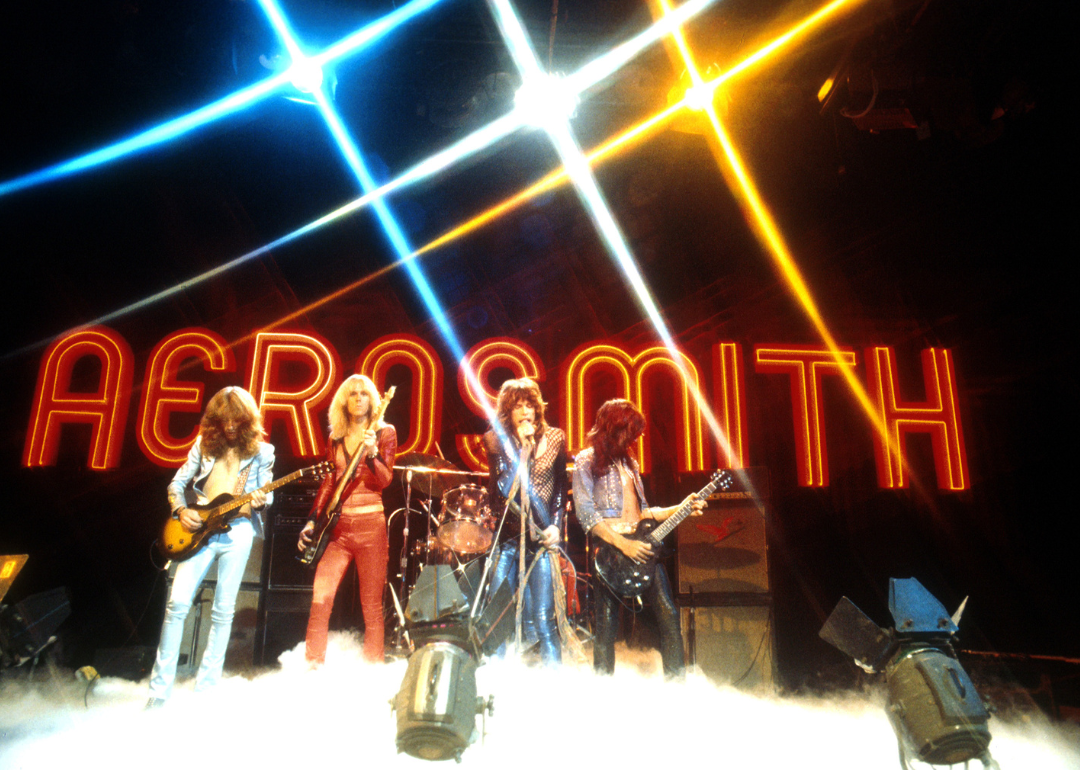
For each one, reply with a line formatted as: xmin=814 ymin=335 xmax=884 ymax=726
xmin=712 ymin=470 xmax=734 ymax=490
xmin=375 ymin=386 xmax=396 ymax=422
xmin=308 ymin=461 xmax=334 ymax=480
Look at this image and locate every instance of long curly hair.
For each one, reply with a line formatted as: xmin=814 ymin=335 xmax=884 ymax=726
xmin=200 ymin=387 xmax=264 ymax=459
xmin=495 ymin=378 xmax=547 ymax=439
xmin=586 ymin=398 xmax=645 ymax=475
xmin=327 ymin=374 xmax=385 ymax=440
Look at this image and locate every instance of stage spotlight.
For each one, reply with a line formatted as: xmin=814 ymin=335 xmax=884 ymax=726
xmin=819 ymin=578 xmax=1000 ymax=770
xmin=0 ymin=586 xmax=72 ymax=668
xmin=287 ymin=58 xmax=325 ymax=94
xmin=391 ymin=565 xmax=503 ymax=762
xmin=514 ymin=72 xmax=578 ymax=128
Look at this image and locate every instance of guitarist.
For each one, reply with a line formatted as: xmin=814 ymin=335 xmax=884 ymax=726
xmin=572 ymin=399 xmax=703 ymax=678
xmin=297 ymin=375 xmax=396 ymax=664
xmin=148 ymin=387 xmax=274 ymax=707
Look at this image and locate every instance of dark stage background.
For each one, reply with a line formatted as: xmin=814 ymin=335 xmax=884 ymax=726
xmin=0 ymin=0 xmax=1073 ymax=700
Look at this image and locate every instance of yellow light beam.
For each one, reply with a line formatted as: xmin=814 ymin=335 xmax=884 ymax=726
xmin=414 ymin=0 xmax=864 ymax=258
xmin=216 ymin=0 xmax=870 ymax=375
xmin=655 ymin=0 xmax=901 ymax=467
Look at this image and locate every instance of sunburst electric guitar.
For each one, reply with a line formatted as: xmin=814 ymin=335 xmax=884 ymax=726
xmin=593 ymin=470 xmax=732 ymax=598
xmin=299 ymin=386 xmax=396 ymax=567
xmin=159 ymin=462 xmax=331 ymax=562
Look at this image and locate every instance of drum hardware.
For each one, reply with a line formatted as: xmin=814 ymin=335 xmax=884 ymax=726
xmin=393 ymin=453 xmax=482 ymax=499
xmin=437 ymin=485 xmax=495 ymax=555
xmin=387 ymin=457 xmax=498 ymax=655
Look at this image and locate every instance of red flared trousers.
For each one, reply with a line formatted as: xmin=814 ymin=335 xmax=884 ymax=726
xmin=305 ymin=513 xmax=388 ymax=663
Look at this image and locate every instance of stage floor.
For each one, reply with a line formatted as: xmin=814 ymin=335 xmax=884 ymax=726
xmin=1 ymin=635 xmax=1077 ymax=769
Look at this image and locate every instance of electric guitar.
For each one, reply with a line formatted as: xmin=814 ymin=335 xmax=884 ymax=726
xmin=299 ymin=386 xmax=396 ymax=567
xmin=593 ymin=470 xmax=733 ymax=598
xmin=159 ymin=462 xmax=331 ymax=561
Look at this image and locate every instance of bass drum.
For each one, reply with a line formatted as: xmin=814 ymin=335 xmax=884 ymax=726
xmin=437 ymin=485 xmax=493 ymax=555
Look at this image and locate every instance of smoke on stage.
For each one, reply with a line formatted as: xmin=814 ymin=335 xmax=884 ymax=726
xmin=0 ymin=634 xmax=1076 ymax=769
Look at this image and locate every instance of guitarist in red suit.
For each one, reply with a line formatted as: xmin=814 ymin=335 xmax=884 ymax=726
xmin=298 ymin=375 xmax=397 ymax=664
xmin=147 ymin=387 xmax=274 ymax=707
xmin=572 ymin=399 xmax=703 ymax=678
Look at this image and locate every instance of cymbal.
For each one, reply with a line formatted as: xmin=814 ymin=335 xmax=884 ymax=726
xmin=394 ymin=453 xmax=463 ymax=498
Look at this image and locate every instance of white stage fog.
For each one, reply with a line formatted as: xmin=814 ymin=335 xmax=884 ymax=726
xmin=1 ymin=634 xmax=1077 ymax=769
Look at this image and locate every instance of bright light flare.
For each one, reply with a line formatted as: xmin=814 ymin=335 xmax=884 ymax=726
xmin=287 ymin=58 xmax=325 ymax=94
xmin=7 ymin=0 xmax=863 ymax=378
xmin=487 ymin=0 xmax=736 ymax=467
xmin=684 ymin=80 xmax=716 ymax=111
xmin=655 ymin=0 xmax=898 ymax=471
xmin=515 ymin=73 xmax=578 ymax=127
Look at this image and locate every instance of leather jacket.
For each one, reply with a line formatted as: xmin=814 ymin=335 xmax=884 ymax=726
xmin=310 ymin=425 xmax=397 ymax=519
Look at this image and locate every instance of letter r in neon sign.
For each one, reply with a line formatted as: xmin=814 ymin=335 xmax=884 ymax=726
xmin=247 ymin=331 xmax=339 ymax=457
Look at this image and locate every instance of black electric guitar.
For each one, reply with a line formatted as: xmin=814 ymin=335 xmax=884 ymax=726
xmin=299 ymin=386 xmax=396 ymax=567
xmin=159 ymin=462 xmax=331 ymax=561
xmin=593 ymin=470 xmax=733 ymax=598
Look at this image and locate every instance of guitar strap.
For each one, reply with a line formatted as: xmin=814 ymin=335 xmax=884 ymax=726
xmin=325 ymin=436 xmax=370 ymax=515
xmin=234 ymin=465 xmax=251 ymax=496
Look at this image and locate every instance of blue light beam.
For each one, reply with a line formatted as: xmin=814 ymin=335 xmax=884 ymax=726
xmin=0 ymin=0 xmax=444 ymax=199
xmin=8 ymin=0 xmax=721 ymax=359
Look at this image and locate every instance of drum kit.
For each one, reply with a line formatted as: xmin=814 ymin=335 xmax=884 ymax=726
xmin=388 ymin=453 xmax=496 ymax=608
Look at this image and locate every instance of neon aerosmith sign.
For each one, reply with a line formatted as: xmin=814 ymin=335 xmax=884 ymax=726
xmin=23 ymin=327 xmax=968 ymax=491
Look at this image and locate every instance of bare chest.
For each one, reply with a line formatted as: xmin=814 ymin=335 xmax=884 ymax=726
xmin=202 ymin=452 xmax=242 ymax=501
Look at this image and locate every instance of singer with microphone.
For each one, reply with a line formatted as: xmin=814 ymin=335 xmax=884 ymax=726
xmin=482 ymin=378 xmax=568 ymax=665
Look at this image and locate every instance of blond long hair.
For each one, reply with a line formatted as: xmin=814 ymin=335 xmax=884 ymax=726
xmin=200 ymin=387 xmax=264 ymax=459
xmin=328 ymin=374 xmax=385 ymax=440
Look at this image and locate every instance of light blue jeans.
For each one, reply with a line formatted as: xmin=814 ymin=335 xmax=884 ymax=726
xmin=148 ymin=520 xmax=254 ymax=699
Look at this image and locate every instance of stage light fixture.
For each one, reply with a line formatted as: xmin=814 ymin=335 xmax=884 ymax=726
xmin=0 ymin=583 xmax=72 ymax=668
xmin=391 ymin=565 xmax=506 ymax=762
xmin=819 ymin=578 xmax=1000 ymax=769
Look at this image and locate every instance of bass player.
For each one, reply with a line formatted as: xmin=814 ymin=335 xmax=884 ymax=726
xmin=147 ymin=386 xmax=274 ymax=707
xmin=298 ymin=374 xmax=397 ymax=664
xmin=572 ymin=399 xmax=703 ymax=678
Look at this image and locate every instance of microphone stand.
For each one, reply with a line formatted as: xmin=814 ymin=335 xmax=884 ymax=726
xmin=387 ymin=469 xmax=416 ymax=655
xmin=514 ymin=439 xmax=531 ymax=653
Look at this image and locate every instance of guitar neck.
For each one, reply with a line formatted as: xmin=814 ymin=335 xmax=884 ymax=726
xmin=649 ymin=472 xmax=730 ymax=543
xmin=219 ymin=468 xmax=306 ymax=515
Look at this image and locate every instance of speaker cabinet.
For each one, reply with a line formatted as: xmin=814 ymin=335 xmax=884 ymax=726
xmin=174 ymin=584 xmax=261 ymax=675
xmin=682 ymin=604 xmax=775 ymax=690
xmin=257 ymin=589 xmax=312 ymax=665
xmin=676 ymin=501 xmax=768 ymax=597
xmin=264 ymin=515 xmax=316 ymax=590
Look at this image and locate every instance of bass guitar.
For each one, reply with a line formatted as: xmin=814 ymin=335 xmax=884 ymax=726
xmin=159 ymin=462 xmax=331 ymax=562
xmin=299 ymin=386 xmax=396 ymax=567
xmin=593 ymin=470 xmax=733 ymax=598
